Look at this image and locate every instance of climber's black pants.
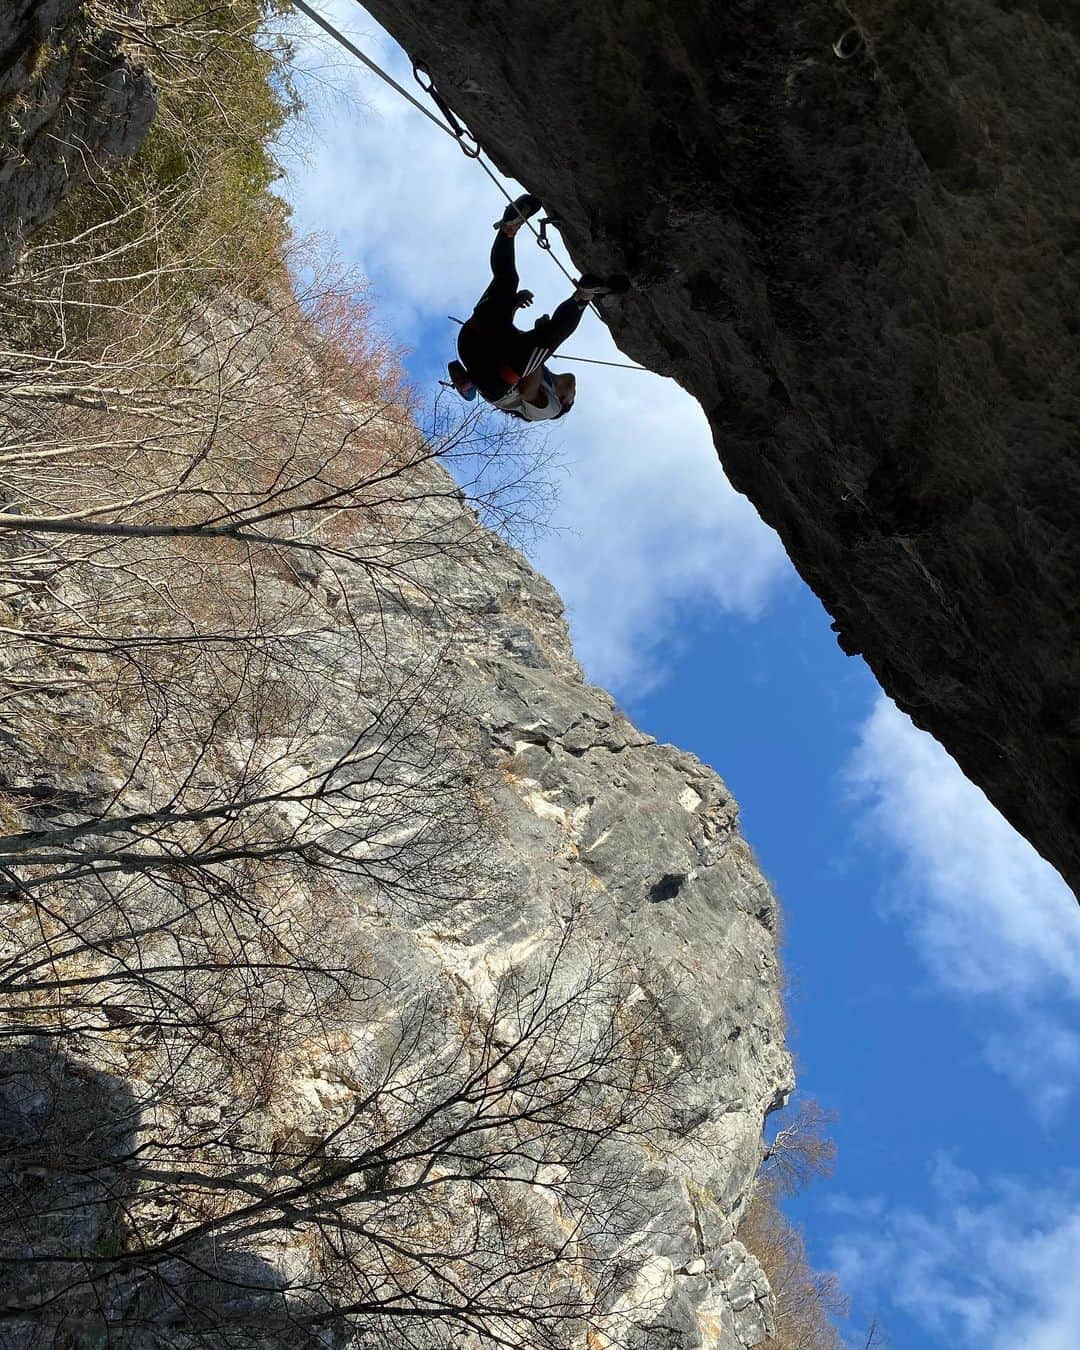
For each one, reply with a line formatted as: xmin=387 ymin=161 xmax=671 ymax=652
xmin=458 ymin=230 xmax=586 ymax=401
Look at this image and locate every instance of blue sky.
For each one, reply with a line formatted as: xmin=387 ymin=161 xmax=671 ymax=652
xmin=280 ymin=8 xmax=1080 ymax=1345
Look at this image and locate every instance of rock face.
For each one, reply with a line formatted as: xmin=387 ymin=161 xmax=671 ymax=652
xmin=0 ymin=480 xmax=793 ymax=1345
xmin=0 ymin=315 xmax=792 ymax=1340
xmin=408 ymin=474 xmax=794 ymax=1343
xmin=306 ymin=457 xmax=792 ymax=1343
xmin=361 ymin=0 xmax=1080 ymax=898
xmin=0 ymin=1 xmax=155 ymax=274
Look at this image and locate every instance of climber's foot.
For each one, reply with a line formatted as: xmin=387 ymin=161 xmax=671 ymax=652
xmin=495 ymin=193 xmax=543 ymax=235
xmin=447 ymin=360 xmax=477 ymax=401
xmin=573 ymin=272 xmax=631 ymax=302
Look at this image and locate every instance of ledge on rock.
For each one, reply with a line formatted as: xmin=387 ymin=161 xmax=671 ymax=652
xmin=361 ymin=0 xmax=1080 ymax=899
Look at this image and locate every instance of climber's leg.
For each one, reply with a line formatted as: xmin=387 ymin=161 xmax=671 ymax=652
xmin=473 ymin=194 xmax=543 ymax=323
xmin=516 ymin=272 xmax=631 ymax=364
xmin=533 ymin=295 xmax=588 ymax=348
xmin=474 ymin=231 xmax=519 ymax=319
xmin=493 ymin=192 xmax=543 ymax=237
xmin=503 ymin=297 xmax=585 ymax=389
xmin=509 ymin=287 xmax=591 ymax=376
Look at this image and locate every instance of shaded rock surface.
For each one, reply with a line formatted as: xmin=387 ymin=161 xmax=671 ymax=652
xmin=361 ymin=0 xmax=1080 ymax=898
xmin=0 ymin=1 xmax=155 ymax=274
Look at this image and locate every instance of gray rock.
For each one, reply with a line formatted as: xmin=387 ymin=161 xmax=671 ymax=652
xmin=0 ymin=332 xmax=791 ymax=1341
xmin=0 ymin=0 xmax=156 ymax=275
xmin=375 ymin=460 xmax=793 ymax=1340
xmin=361 ymin=0 xmax=1080 ymax=898
xmin=715 ymin=1239 xmax=775 ymax=1347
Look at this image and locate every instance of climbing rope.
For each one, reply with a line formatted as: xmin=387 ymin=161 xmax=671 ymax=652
xmin=293 ymin=0 xmax=573 ymax=276
xmin=544 ymin=353 xmax=649 ymax=370
xmin=446 ymin=317 xmax=643 ymax=372
xmin=292 ymin=1 xmax=454 ymax=137
xmin=291 ymin=0 xmax=647 ymax=373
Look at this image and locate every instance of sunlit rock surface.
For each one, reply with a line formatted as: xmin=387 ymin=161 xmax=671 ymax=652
xmin=362 ymin=0 xmax=1080 ymax=898
xmin=0 ymin=423 xmax=792 ymax=1344
xmin=337 ymin=458 xmax=795 ymax=1344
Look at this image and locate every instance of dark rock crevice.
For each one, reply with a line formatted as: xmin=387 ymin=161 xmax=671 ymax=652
xmin=649 ymin=873 xmax=687 ymax=904
xmin=362 ymin=0 xmax=1080 ymax=898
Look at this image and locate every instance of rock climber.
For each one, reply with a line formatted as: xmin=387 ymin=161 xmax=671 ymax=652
xmin=447 ymin=194 xmax=629 ymax=420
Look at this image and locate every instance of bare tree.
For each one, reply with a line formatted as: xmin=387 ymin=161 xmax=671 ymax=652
xmin=760 ymin=1097 xmax=838 ymax=1198
xmin=0 ymin=199 xmax=552 ymax=561
xmin=0 ymin=171 xmax=552 ymax=930
xmin=861 ymin=1315 xmax=893 ymax=1348
xmin=0 ymin=0 xmax=720 ymax=1337
xmin=737 ymin=1193 xmax=847 ymax=1350
xmin=1 ymin=915 xmax=678 ymax=1347
xmin=735 ymin=1097 xmax=844 ymax=1349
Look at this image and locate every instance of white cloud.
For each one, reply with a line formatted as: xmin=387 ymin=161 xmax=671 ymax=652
xmin=847 ymin=696 xmax=1080 ymax=1116
xmin=280 ymin=2 xmax=493 ymax=345
xmin=830 ymin=1163 xmax=1080 ymax=1350
xmin=279 ymin=3 xmax=789 ymax=695
xmin=848 ymin=697 xmax=1080 ymax=1001
xmin=530 ymin=362 xmax=784 ymax=693
xmin=983 ymin=1018 xmax=1080 ymax=1126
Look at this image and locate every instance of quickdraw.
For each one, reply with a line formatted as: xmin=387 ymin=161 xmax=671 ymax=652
xmin=536 ymin=217 xmax=559 ymax=252
xmin=413 ymin=62 xmax=481 ymax=157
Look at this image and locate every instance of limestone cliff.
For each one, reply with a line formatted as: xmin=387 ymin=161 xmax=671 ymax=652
xmin=0 ymin=284 xmax=792 ymax=1344
xmin=359 ymin=463 xmax=795 ymax=1344
xmin=361 ymin=0 xmax=1080 ymax=898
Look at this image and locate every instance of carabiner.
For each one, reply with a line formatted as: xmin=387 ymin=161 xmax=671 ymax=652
xmin=536 ymin=217 xmax=562 ymax=251
xmin=832 ymin=27 xmax=863 ymax=60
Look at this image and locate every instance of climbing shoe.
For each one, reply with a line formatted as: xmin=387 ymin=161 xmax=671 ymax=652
xmin=494 ymin=193 xmax=543 ymax=231
xmin=447 ymin=360 xmax=477 ymax=401
xmin=574 ymin=272 xmax=631 ymax=300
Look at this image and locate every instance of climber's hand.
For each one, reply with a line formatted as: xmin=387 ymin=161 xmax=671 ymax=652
xmin=515 ymin=290 xmax=534 ymax=310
